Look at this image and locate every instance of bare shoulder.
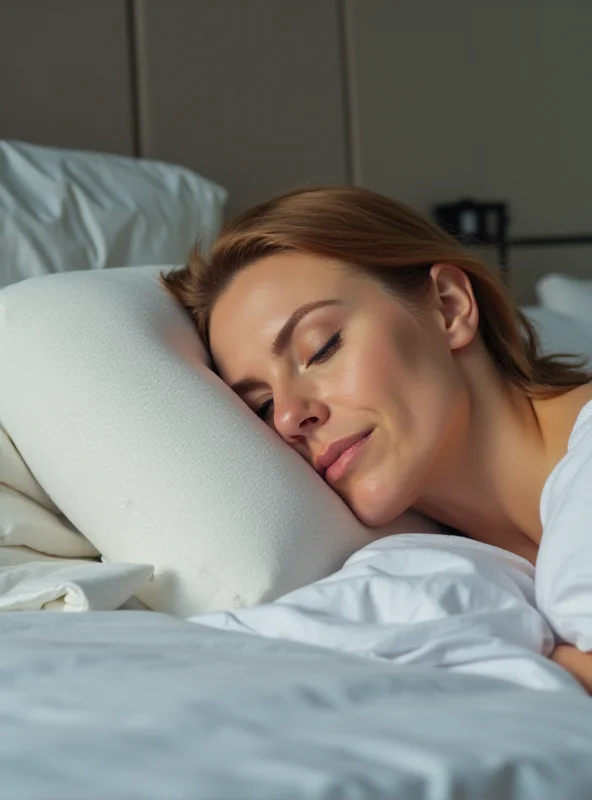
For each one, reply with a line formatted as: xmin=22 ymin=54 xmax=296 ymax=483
xmin=537 ymin=382 xmax=592 ymax=424
xmin=534 ymin=382 xmax=592 ymax=465
xmin=566 ymin=382 xmax=592 ymax=422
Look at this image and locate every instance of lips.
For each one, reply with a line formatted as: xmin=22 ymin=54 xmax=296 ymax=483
xmin=315 ymin=430 xmax=373 ymax=477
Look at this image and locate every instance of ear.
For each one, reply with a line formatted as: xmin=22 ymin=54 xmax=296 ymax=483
xmin=428 ymin=264 xmax=479 ymax=351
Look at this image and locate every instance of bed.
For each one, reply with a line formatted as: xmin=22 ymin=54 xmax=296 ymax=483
xmin=2 ymin=139 xmax=592 ymax=800
xmin=3 ymin=610 xmax=592 ymax=800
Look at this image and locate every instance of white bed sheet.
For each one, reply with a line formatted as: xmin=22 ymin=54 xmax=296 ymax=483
xmin=1 ymin=610 xmax=592 ymax=800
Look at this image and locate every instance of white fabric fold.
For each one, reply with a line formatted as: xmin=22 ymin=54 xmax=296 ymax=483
xmin=0 ymin=424 xmax=60 ymax=512
xmin=0 ymin=424 xmax=153 ymax=611
xmin=0 ymin=548 xmax=153 ymax=611
xmin=192 ymin=533 xmax=580 ymax=693
xmin=0 ymin=484 xmax=99 ymax=556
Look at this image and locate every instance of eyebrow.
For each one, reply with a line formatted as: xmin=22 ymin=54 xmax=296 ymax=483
xmin=230 ymin=299 xmax=344 ymax=396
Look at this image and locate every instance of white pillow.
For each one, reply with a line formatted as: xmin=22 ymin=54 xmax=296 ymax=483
xmin=522 ymin=305 xmax=592 ymax=368
xmin=0 ymin=140 xmax=227 ymax=287
xmin=0 ymin=266 xmax=439 ymax=616
xmin=535 ymin=273 xmax=592 ymax=328
xmin=0 ymin=424 xmax=100 ymax=558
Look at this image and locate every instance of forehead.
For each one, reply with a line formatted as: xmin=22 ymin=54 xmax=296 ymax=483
xmin=209 ymin=253 xmax=362 ymax=358
xmin=220 ymin=251 xmax=354 ymax=311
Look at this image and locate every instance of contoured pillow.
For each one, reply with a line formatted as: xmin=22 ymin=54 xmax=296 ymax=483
xmin=0 ymin=140 xmax=227 ymax=287
xmin=0 ymin=266 xmax=440 ymax=616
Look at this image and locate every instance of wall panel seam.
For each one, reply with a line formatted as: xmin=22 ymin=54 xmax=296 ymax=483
xmin=126 ymin=0 xmax=149 ymax=157
xmin=339 ymin=0 xmax=361 ymax=185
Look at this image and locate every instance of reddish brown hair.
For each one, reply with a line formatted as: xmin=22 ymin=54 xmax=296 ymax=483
xmin=162 ymin=185 xmax=591 ymax=398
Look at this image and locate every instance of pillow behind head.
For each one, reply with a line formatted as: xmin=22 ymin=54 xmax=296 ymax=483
xmin=0 ymin=266 xmax=439 ymax=616
xmin=535 ymin=273 xmax=592 ymax=329
xmin=0 ymin=140 xmax=227 ymax=287
xmin=522 ymin=305 xmax=592 ymax=368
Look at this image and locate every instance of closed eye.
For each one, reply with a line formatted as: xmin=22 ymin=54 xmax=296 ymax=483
xmin=307 ymin=330 xmax=342 ymax=366
xmin=255 ymin=330 xmax=342 ymax=421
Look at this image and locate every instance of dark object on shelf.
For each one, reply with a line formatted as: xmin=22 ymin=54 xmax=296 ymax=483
xmin=433 ymin=198 xmax=592 ymax=285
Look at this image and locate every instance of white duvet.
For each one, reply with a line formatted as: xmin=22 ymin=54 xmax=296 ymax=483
xmin=2 ymin=611 xmax=592 ymax=800
xmin=192 ymin=533 xmax=581 ymax=693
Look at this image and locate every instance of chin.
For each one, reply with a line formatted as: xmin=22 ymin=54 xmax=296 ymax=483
xmin=345 ymin=474 xmax=414 ymax=528
xmin=355 ymin=507 xmax=396 ymax=528
xmin=344 ymin=489 xmax=401 ymax=528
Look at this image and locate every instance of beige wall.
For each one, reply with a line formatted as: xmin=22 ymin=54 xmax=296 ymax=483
xmin=1 ymin=0 xmax=590 ymax=301
xmin=135 ymin=0 xmax=349 ymax=219
xmin=347 ymin=0 xmax=592 ymax=301
xmin=0 ymin=0 xmax=134 ymax=154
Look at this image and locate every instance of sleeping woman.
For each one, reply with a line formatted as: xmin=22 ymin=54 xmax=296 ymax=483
xmin=162 ymin=185 xmax=592 ymax=692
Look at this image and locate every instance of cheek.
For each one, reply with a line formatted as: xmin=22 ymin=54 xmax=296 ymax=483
xmin=340 ymin=340 xmax=465 ymax=524
xmin=343 ymin=335 xmax=421 ymax=425
xmin=330 ymin=334 xmax=401 ymax=406
xmin=322 ymin=325 xmax=458 ymax=425
xmin=334 ymin=354 xmax=384 ymax=403
xmin=385 ymin=325 xmax=459 ymax=410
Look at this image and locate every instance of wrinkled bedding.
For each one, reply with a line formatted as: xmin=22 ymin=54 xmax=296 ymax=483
xmin=192 ymin=532 xmax=580 ymax=693
xmin=1 ymin=611 xmax=592 ymax=800
xmin=0 ymin=424 xmax=153 ymax=610
xmin=3 ymin=406 xmax=592 ymax=798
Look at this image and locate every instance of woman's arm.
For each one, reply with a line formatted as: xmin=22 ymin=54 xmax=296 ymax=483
xmin=551 ymin=645 xmax=592 ymax=694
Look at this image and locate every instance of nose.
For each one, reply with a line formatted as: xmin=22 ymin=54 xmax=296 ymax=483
xmin=273 ymin=389 xmax=328 ymax=442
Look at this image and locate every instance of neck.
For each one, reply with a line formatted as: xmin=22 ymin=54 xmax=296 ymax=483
xmin=413 ymin=348 xmax=589 ymax=564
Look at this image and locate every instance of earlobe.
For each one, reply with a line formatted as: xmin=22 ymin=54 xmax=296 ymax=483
xmin=430 ymin=264 xmax=479 ymax=351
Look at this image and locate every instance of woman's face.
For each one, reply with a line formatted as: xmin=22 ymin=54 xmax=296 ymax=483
xmin=209 ymin=252 xmax=474 ymax=526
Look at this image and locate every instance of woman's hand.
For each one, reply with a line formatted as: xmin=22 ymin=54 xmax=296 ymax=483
xmin=550 ymin=644 xmax=592 ymax=694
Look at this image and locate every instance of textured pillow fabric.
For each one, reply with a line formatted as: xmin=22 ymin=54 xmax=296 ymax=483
xmin=522 ymin=306 xmax=592 ymax=368
xmin=535 ymin=274 xmax=592 ymax=328
xmin=0 ymin=140 xmax=227 ymax=287
xmin=0 ymin=266 xmax=440 ymax=616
